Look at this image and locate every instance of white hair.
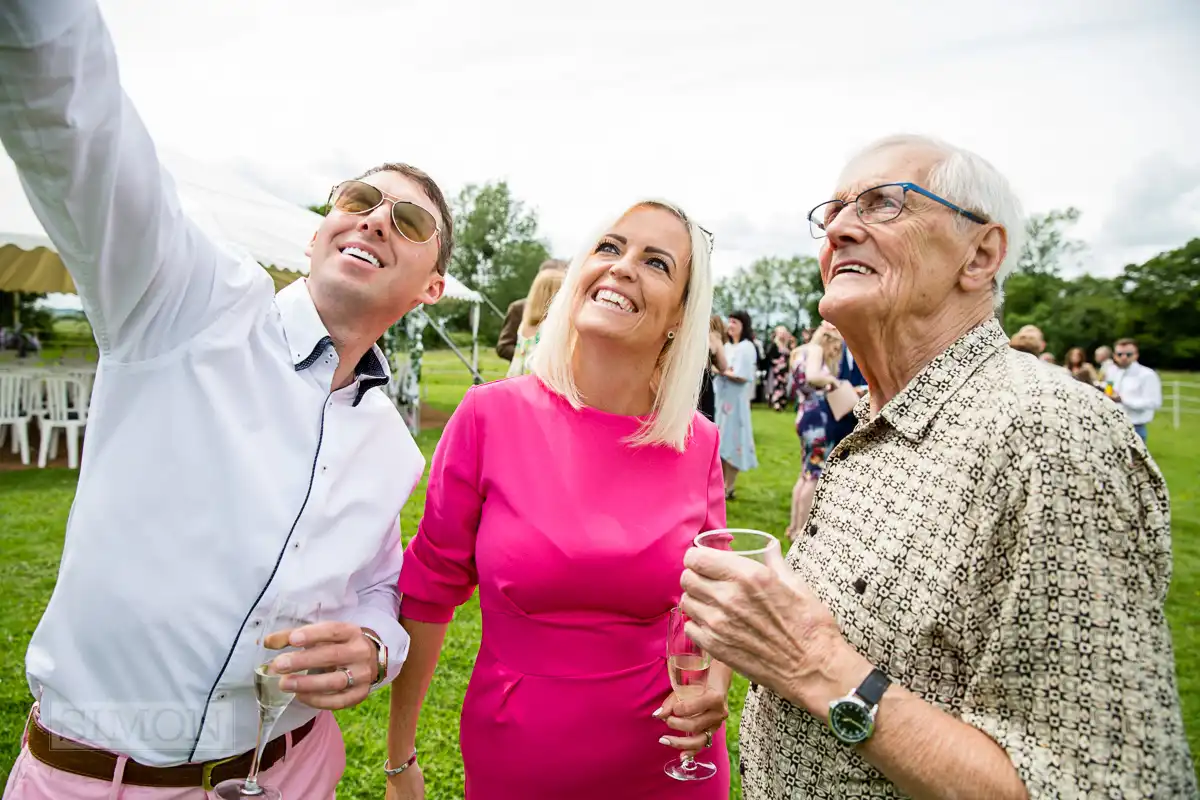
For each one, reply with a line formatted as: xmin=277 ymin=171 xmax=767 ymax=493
xmin=530 ymin=199 xmax=713 ymax=453
xmin=845 ymin=134 xmax=1026 ymax=308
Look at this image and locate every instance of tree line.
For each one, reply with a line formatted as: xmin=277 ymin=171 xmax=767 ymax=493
xmin=711 ymin=209 xmax=1200 ymax=372
xmin=428 ymin=185 xmax=1197 ymax=371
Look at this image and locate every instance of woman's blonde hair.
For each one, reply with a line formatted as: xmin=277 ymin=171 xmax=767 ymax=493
xmin=530 ymin=199 xmax=714 ymax=452
xmin=521 ymin=269 xmax=565 ymax=330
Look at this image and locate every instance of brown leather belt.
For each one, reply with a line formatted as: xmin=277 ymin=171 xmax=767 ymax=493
xmin=26 ymin=711 xmax=317 ymax=789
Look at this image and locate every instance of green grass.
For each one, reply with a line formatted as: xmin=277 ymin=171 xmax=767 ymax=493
xmin=1 ymin=352 xmax=1198 ymax=796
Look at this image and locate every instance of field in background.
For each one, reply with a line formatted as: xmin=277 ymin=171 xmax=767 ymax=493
xmin=1 ymin=351 xmax=1197 ymax=796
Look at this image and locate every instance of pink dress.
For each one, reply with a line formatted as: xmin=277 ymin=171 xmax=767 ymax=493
xmin=399 ymin=375 xmax=731 ymax=799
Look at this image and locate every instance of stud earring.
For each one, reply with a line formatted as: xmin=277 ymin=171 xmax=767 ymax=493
xmin=667 ymin=331 xmax=676 ymax=340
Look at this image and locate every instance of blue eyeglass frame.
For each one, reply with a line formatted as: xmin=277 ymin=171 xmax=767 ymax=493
xmin=808 ymin=181 xmax=988 ymax=238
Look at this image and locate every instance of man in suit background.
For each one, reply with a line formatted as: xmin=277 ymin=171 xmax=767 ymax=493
xmin=496 ymin=258 xmax=567 ymax=361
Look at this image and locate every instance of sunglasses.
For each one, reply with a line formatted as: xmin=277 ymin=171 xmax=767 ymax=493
xmin=327 ymin=180 xmax=441 ymax=245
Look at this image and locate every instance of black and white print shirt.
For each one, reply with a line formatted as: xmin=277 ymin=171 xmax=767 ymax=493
xmin=739 ymin=318 xmax=1197 ymax=799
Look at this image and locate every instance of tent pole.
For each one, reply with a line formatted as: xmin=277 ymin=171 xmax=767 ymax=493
xmin=417 ymin=308 xmax=484 ymax=384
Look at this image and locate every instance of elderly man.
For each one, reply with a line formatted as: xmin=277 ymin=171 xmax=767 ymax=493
xmin=681 ymin=134 xmax=1196 ymax=798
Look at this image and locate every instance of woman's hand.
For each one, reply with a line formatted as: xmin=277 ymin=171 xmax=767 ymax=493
xmin=385 ymin=763 xmax=425 ymax=800
xmin=653 ymin=685 xmax=729 ymax=758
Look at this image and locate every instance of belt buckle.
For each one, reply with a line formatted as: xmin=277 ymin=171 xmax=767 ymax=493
xmin=201 ymin=752 xmax=243 ymax=792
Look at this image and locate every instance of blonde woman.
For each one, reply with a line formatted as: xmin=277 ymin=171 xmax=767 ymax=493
xmin=784 ymin=322 xmax=844 ymax=540
xmin=506 ymin=268 xmax=564 ymax=377
xmin=388 ymin=200 xmax=732 ymax=799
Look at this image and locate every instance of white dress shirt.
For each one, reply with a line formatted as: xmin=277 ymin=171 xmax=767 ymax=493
xmin=1111 ymin=361 xmax=1163 ymax=426
xmin=0 ymin=0 xmax=421 ymax=766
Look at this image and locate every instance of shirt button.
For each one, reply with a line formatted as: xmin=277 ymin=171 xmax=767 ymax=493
xmin=251 ymin=619 xmax=261 ymax=628
xmin=216 ymin=692 xmax=227 ymax=700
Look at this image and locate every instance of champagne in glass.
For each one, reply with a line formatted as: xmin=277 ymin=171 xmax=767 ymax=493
xmin=214 ymin=595 xmax=305 ymax=800
xmin=668 ymin=653 xmax=711 ymax=699
xmin=663 ymin=607 xmax=717 ymax=782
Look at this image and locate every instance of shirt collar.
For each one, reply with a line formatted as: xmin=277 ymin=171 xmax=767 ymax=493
xmin=276 ymin=278 xmax=391 ymax=407
xmin=856 ymin=317 xmax=1009 ymax=442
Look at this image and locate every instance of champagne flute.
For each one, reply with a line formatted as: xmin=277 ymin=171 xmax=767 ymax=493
xmin=663 ymin=606 xmax=717 ymax=782
xmin=695 ymin=528 xmax=782 ymax=565
xmin=213 ymin=595 xmax=306 ymax=800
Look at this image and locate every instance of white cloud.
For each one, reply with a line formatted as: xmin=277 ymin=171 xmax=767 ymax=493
xmin=73 ymin=0 xmax=1200 ymax=283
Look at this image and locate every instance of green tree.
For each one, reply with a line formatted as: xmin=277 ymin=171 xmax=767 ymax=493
xmin=1119 ymin=237 xmax=1200 ymax=368
xmin=1000 ymin=206 xmax=1088 ymax=352
xmin=445 ymin=181 xmax=551 ymax=342
xmin=0 ymin=291 xmax=54 ymax=340
xmin=713 ymin=256 xmax=822 ymax=335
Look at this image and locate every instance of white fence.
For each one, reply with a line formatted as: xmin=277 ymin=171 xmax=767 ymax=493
xmin=1167 ymin=380 xmax=1200 ymax=429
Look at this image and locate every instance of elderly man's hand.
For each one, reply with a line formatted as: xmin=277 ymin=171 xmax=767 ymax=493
xmin=680 ymin=548 xmax=870 ymax=715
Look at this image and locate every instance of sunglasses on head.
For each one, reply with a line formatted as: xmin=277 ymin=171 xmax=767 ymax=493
xmin=327 ymin=180 xmax=440 ymax=245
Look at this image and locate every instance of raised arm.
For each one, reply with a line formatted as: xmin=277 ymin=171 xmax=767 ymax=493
xmin=0 ymin=0 xmax=262 ymax=360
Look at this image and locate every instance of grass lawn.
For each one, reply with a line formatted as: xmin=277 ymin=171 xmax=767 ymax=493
xmin=2 ymin=351 xmax=1198 ymax=796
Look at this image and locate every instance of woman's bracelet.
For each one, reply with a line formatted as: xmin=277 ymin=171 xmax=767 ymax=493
xmin=383 ymin=749 xmax=418 ymax=778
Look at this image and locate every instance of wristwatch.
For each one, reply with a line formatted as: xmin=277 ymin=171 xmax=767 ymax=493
xmin=360 ymin=628 xmax=388 ymax=688
xmin=828 ymin=668 xmax=890 ymax=745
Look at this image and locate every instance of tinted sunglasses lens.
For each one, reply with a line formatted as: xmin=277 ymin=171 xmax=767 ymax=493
xmin=332 ymin=181 xmax=382 ymax=214
xmin=392 ymin=202 xmax=437 ymax=244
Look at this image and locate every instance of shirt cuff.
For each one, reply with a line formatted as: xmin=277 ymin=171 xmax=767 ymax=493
xmin=342 ymin=606 xmax=410 ymax=690
xmin=399 ymin=595 xmax=456 ymax=625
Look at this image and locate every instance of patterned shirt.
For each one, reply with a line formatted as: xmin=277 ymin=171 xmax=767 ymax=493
xmin=739 ymin=318 xmax=1197 ymax=799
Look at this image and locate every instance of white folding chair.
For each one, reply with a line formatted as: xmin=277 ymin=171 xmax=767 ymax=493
xmin=0 ymin=372 xmax=32 ymax=465
xmin=38 ymin=375 xmax=89 ymax=469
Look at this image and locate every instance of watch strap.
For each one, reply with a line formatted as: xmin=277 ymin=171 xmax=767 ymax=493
xmin=361 ymin=629 xmax=387 ymax=687
xmin=855 ymin=667 xmax=890 ymax=707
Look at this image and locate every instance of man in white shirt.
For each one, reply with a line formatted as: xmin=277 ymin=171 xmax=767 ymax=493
xmin=1108 ymin=338 xmax=1162 ymax=443
xmin=0 ymin=2 xmax=451 ymax=797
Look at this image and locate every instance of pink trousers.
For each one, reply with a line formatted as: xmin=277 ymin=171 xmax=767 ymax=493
xmin=3 ymin=710 xmax=345 ymax=800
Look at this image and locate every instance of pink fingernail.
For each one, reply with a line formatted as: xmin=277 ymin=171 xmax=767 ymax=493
xmin=651 ymin=707 xmax=664 ymax=718
xmin=658 ymin=737 xmax=671 ymax=746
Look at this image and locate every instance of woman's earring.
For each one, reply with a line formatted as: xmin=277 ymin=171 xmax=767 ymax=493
xmin=667 ymin=330 xmax=676 ymax=340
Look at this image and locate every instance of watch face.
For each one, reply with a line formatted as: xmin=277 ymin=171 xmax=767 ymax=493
xmin=829 ymin=699 xmax=874 ymax=744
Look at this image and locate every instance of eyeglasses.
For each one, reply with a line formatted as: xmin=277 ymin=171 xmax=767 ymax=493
xmin=807 ymin=182 xmax=988 ymax=239
xmin=327 ymin=180 xmax=441 ymax=245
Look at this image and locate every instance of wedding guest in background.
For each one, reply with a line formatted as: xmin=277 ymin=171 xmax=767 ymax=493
xmin=1106 ymin=337 xmax=1163 ymax=443
xmin=715 ymin=310 xmax=759 ymax=499
xmin=505 ymin=267 xmax=564 ymax=378
xmin=764 ymin=325 xmax=795 ymax=411
xmin=496 ymin=259 xmax=567 ymax=362
xmin=784 ymin=321 xmax=844 ymax=541
xmin=1065 ymin=346 xmax=1099 ymax=385
xmin=699 ymin=314 xmax=731 ymax=422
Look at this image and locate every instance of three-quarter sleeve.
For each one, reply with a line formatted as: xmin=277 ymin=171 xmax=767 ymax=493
xmin=702 ymin=432 xmax=727 ymax=535
xmin=398 ymin=387 xmax=484 ymax=624
xmin=959 ymin=423 xmax=1194 ymax=797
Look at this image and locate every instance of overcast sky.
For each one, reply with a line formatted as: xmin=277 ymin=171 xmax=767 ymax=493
xmin=81 ymin=0 xmax=1200 ymax=282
